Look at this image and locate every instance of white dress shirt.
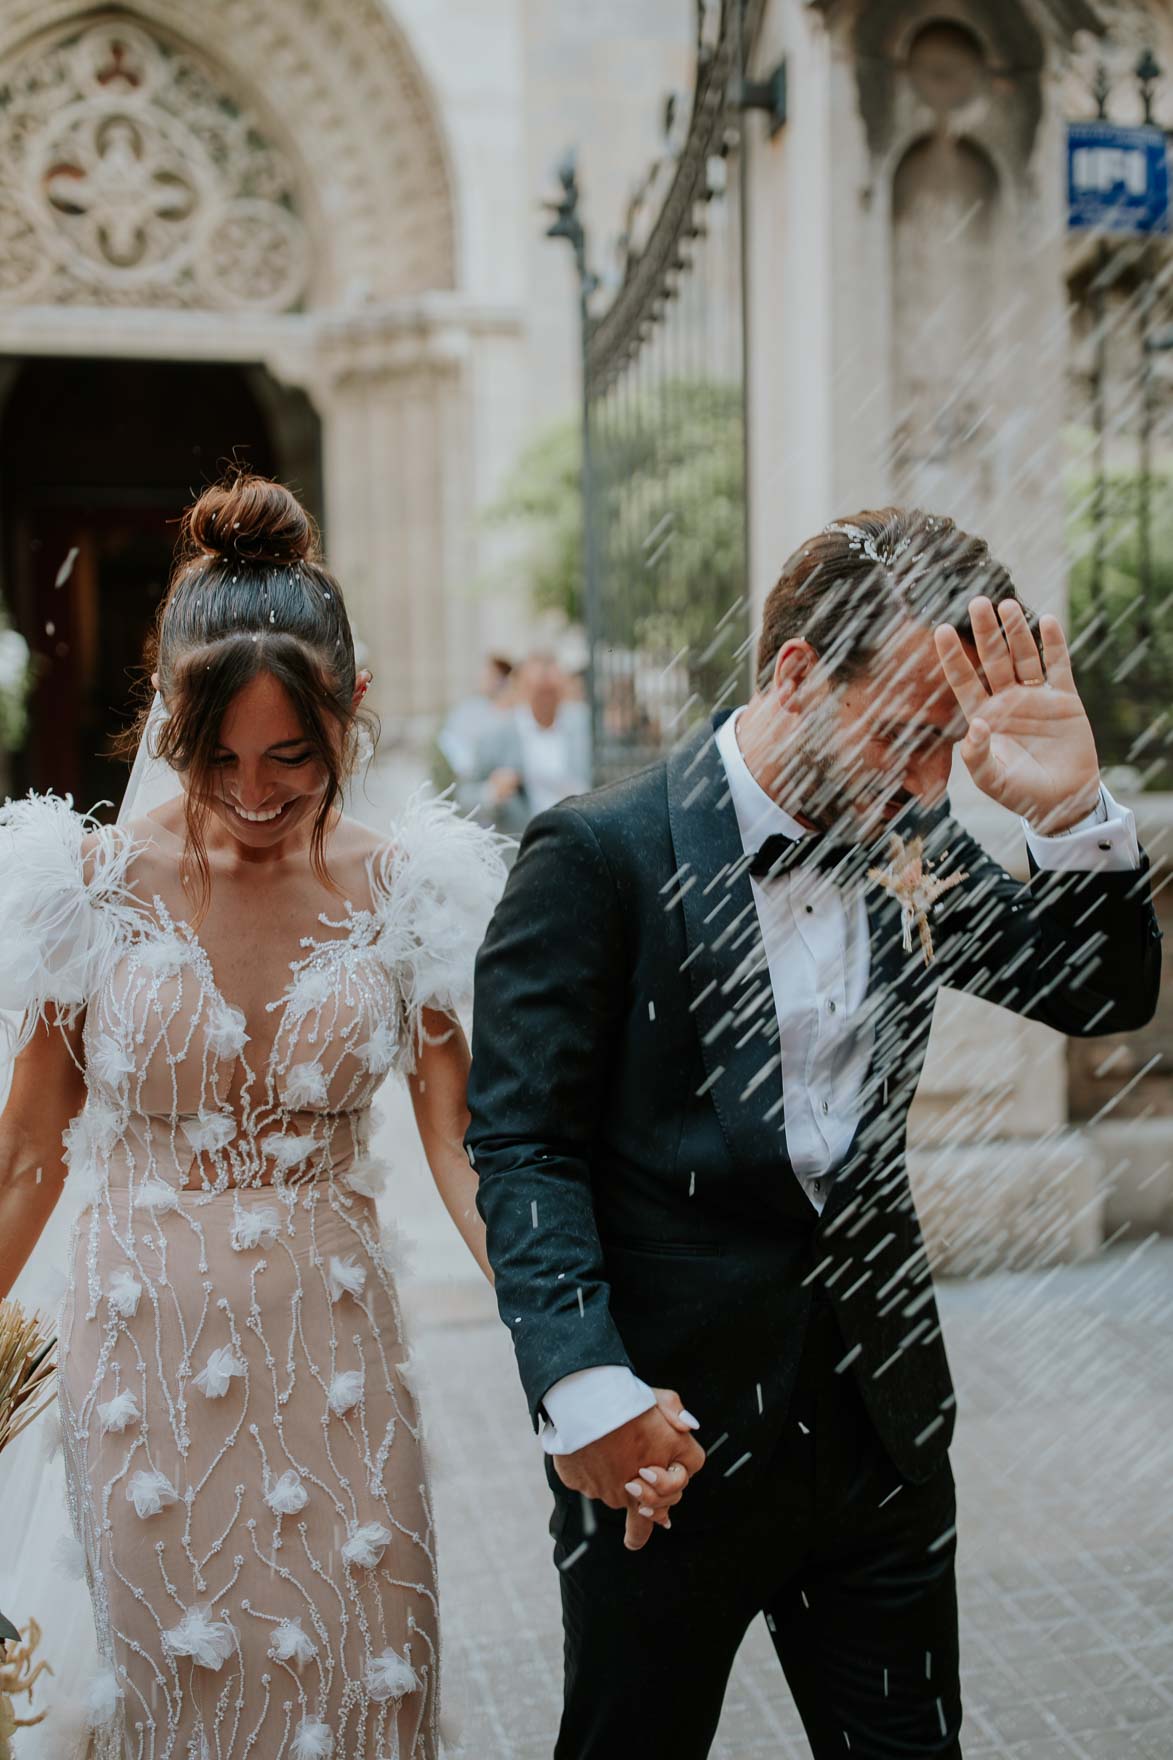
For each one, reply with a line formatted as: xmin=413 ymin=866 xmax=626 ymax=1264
xmin=539 ymin=710 xmax=1140 ymax=1455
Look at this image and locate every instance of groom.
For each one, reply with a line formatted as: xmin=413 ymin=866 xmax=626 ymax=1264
xmin=465 ymin=509 xmax=1161 ymax=1758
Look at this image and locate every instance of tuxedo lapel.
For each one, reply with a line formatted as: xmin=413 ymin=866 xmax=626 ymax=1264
xmin=665 ymin=718 xmax=795 ymax=1195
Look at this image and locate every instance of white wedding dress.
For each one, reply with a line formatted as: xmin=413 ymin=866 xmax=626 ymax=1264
xmin=0 ymin=790 xmax=504 ymax=1760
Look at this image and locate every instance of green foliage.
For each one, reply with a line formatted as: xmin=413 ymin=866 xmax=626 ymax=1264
xmin=486 ymin=422 xmax=585 ymax=625
xmin=486 ymin=379 xmax=747 ymax=697
xmin=1065 ymin=453 xmax=1173 ymax=792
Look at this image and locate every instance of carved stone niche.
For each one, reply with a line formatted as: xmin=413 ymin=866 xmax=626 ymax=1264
xmin=852 ymin=1 xmax=1047 ymax=174
xmin=809 ymin=0 xmax=1104 ymax=139
xmin=877 ymin=14 xmax=1022 ymax=521
xmin=0 ymin=17 xmax=313 ymax=312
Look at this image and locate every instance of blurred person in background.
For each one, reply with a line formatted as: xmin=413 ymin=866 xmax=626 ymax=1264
xmin=460 ymin=647 xmax=590 ymax=837
xmin=435 ymin=652 xmax=514 ymax=783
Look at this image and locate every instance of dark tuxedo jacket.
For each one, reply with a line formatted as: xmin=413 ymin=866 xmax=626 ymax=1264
xmin=466 ymin=715 xmax=1161 ymax=1523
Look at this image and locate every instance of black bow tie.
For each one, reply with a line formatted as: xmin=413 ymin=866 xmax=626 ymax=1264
xmin=748 ymin=831 xmax=865 ymax=883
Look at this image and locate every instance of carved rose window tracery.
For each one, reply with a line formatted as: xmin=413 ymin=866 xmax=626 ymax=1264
xmin=0 ymin=19 xmax=312 ymax=310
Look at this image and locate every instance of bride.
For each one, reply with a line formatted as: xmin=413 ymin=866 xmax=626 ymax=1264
xmin=0 ymin=473 xmax=507 ymax=1759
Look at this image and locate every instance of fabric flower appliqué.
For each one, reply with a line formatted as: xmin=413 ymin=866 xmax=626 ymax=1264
xmin=106 ymin=1266 xmax=142 ymax=1318
xmin=261 ymin=1132 xmax=317 ymax=1173
xmin=326 ymin=1370 xmax=363 ymax=1416
xmin=180 ymin=1111 xmax=237 ymax=1155
xmin=366 ymin=1644 xmax=419 ymax=1701
xmin=290 ymin=1717 xmax=333 ymax=1759
xmin=341 ymin=1521 xmax=392 ymax=1569
xmin=269 ymin=1617 xmax=317 ymax=1666
xmin=126 ymin=1469 xmax=178 ymax=1518
xmin=284 ymin=965 xmax=334 ymax=1016
xmin=84 ymin=1667 xmax=123 ymax=1728
xmin=230 ymin=1201 xmax=281 ymax=1252
xmin=90 ymin=1032 xmax=135 ymax=1094
xmin=135 ymin=935 xmax=191 ymax=980
xmin=132 ymin=1177 xmax=179 ymax=1214
xmin=327 ymin=1255 xmax=367 ymax=1303
xmin=53 ymin=1531 xmax=87 ymax=1581
xmin=282 ymin=1060 xmax=329 ymax=1109
xmin=355 ymin=1022 xmax=397 ymax=1076
xmin=161 ymin=1605 xmax=235 ymax=1671
xmin=64 ymin=1099 xmax=122 ymax=1166
xmin=344 ymin=1155 xmax=389 ymax=1198
xmin=265 ymin=1469 xmax=309 ymax=1516
xmin=98 ymin=1390 xmax=141 ymax=1434
xmin=206 ymin=999 xmax=248 ymax=1060
xmin=192 ymin=1346 xmax=246 ymax=1399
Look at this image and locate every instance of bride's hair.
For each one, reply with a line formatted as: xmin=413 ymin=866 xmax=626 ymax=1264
xmin=119 ymin=469 xmax=377 ymax=918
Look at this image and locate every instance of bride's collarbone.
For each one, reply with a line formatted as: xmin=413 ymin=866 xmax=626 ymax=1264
xmin=124 ymin=821 xmax=388 ymax=1020
xmin=127 ymin=814 xmax=385 ymax=928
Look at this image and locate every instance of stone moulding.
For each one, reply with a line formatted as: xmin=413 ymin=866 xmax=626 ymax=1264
xmin=0 ymin=0 xmax=457 ymax=312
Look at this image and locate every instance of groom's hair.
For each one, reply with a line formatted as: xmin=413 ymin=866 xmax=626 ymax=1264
xmin=755 ymin=507 xmax=1036 ymax=691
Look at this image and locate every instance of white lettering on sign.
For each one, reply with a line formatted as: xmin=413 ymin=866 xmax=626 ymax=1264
xmin=1072 ymin=147 xmax=1149 ymax=198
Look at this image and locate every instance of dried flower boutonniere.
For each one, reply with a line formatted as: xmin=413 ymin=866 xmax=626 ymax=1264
xmin=867 ymin=834 xmax=967 ymax=967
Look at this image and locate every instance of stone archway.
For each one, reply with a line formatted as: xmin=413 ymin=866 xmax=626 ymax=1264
xmin=0 ymin=1 xmax=457 ymax=304
xmin=0 ymin=354 xmax=320 ymax=803
xmin=0 ymin=4 xmax=485 ymax=737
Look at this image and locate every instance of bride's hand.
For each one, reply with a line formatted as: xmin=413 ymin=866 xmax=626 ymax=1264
xmin=625 ymin=1388 xmax=702 ymax=1546
xmin=934 ymin=597 xmax=1101 ymax=834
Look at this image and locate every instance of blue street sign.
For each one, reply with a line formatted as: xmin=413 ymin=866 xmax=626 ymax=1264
xmin=1068 ymin=121 xmax=1170 ymax=234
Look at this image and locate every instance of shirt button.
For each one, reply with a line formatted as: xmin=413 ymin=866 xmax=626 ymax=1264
xmin=1098 ymin=841 xmax=1112 ymax=851
xmin=821 ymin=1099 xmax=830 ymax=1116
xmin=827 ymin=999 xmax=837 ymax=1015
xmin=805 ymin=904 xmax=813 ymax=914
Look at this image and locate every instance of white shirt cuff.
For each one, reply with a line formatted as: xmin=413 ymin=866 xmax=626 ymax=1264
xmin=539 ymin=1365 xmax=657 ymax=1456
xmin=1023 ymin=784 xmax=1139 ymax=873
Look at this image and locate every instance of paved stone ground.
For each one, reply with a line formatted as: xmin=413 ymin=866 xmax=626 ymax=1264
xmin=385 ymin=1089 xmax=1173 ymax=1760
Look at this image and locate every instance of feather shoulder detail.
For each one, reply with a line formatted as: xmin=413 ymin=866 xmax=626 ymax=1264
xmin=0 ymin=792 xmax=144 ymax=1056
xmin=367 ymin=788 xmax=509 ymax=1068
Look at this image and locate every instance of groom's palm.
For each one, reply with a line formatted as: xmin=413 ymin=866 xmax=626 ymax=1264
xmin=934 ymin=599 xmax=1101 ymax=831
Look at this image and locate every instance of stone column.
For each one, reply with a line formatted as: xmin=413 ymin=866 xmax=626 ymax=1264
xmin=313 ymin=310 xmax=473 ymax=735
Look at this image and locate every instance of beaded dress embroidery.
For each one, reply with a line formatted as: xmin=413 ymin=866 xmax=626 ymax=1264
xmin=0 ymin=790 xmax=505 ymax=1760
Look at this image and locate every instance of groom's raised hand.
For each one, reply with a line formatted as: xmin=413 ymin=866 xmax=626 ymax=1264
xmin=553 ymin=1387 xmax=705 ymax=1553
xmin=933 ymin=597 xmax=1102 ymax=833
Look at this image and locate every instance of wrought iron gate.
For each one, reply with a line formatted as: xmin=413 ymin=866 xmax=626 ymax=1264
xmin=548 ymin=0 xmax=776 ymax=784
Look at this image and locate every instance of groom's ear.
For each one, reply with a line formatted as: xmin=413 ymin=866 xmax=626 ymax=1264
xmin=772 ymin=638 xmax=820 ymax=709
xmin=151 ymin=671 xmax=160 ymax=692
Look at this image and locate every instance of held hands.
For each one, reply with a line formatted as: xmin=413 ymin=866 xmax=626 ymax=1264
xmin=934 ymin=598 xmax=1102 ymax=834
xmin=553 ymin=1388 xmax=705 ymax=1553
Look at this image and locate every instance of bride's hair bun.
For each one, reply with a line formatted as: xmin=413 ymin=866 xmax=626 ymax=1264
xmin=184 ymin=472 xmax=318 ymax=566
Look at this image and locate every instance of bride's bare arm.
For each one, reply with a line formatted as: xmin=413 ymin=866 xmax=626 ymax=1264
xmin=0 ymin=1010 xmax=87 ymax=1299
xmin=407 ymin=1006 xmax=493 ymax=1285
